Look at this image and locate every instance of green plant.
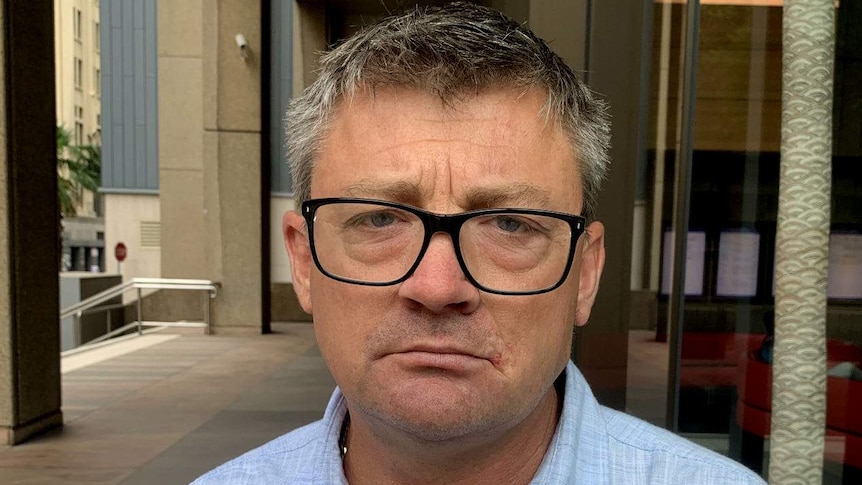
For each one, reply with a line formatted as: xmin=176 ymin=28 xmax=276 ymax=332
xmin=57 ymin=125 xmax=101 ymax=217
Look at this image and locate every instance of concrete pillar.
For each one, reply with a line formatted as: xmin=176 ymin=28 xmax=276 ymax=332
xmin=158 ymin=1 xmax=206 ymax=279
xmin=529 ymin=0 xmax=588 ymax=72
xmin=157 ymin=0 xmax=264 ymax=333
xmin=530 ymin=0 xmax=649 ymax=409
xmin=578 ymin=0 xmax=652 ymax=409
xmin=0 ymin=1 xmax=63 ymax=444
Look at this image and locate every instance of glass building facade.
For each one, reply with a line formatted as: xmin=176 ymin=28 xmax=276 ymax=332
xmin=632 ymin=2 xmax=861 ymax=483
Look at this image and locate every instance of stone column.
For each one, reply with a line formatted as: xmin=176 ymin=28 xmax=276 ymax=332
xmin=157 ymin=0 xmax=264 ymax=333
xmin=158 ymin=1 xmax=208 ymax=281
xmin=579 ymin=0 xmax=650 ymax=410
xmin=769 ymin=0 xmax=834 ymax=482
xmin=0 ymin=1 xmax=63 ymax=444
xmin=202 ymin=1 xmax=264 ymax=333
xmin=530 ymin=0 xmax=647 ymax=409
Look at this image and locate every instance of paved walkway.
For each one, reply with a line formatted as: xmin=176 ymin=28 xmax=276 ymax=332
xmin=0 ymin=323 xmax=334 ymax=485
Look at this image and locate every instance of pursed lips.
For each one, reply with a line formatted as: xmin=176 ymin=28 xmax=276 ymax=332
xmin=393 ymin=342 xmax=487 ymax=357
xmin=384 ymin=344 xmax=495 ymax=371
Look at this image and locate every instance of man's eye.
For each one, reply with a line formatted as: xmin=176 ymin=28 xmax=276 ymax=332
xmin=342 ymin=208 xmax=411 ymax=231
xmin=495 ymin=216 xmax=527 ymax=233
xmin=367 ymin=212 xmax=395 ymax=227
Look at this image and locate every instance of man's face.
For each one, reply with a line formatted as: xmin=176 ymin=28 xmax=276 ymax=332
xmin=284 ymin=87 xmax=605 ymax=442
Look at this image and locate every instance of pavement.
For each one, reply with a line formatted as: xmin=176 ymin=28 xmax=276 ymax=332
xmin=0 ymin=323 xmax=333 ymax=485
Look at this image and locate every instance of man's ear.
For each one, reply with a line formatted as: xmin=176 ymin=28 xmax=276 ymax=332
xmin=284 ymin=210 xmax=313 ymax=314
xmin=575 ymin=221 xmax=605 ymax=327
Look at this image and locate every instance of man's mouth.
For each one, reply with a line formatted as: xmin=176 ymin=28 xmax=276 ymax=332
xmin=388 ymin=345 xmax=490 ymax=372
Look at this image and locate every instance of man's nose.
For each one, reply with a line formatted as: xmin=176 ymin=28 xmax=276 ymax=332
xmin=397 ymin=233 xmax=481 ymax=315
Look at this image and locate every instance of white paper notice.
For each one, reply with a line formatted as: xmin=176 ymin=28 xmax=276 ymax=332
xmin=716 ymin=231 xmax=760 ymax=297
xmin=827 ymin=233 xmax=862 ymax=299
xmin=661 ymin=231 xmax=706 ymax=296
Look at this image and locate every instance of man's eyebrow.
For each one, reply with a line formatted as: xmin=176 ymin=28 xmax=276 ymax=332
xmin=462 ymin=184 xmax=551 ymax=210
xmin=343 ymin=180 xmax=423 ymax=205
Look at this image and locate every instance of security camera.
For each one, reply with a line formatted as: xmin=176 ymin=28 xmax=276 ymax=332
xmin=235 ymin=34 xmax=248 ymax=59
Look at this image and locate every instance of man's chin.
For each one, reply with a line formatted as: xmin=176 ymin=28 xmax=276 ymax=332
xmin=354 ymin=375 xmax=510 ymax=443
xmin=375 ymin=406 xmax=502 ymax=444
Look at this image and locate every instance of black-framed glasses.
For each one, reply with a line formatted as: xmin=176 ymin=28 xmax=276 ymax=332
xmin=301 ymin=198 xmax=586 ymax=295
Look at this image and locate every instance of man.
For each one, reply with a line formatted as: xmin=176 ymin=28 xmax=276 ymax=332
xmin=194 ymin=3 xmax=765 ymax=484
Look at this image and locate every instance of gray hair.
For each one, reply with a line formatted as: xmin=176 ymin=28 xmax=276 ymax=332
xmin=286 ymin=2 xmax=610 ymax=220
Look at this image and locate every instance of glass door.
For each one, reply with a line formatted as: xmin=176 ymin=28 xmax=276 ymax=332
xmin=631 ymin=1 xmax=862 ymax=483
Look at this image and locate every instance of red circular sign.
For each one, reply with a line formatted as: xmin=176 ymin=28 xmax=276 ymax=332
xmin=115 ymin=242 xmax=127 ymax=262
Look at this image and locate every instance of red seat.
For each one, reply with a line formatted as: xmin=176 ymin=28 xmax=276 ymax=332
xmin=736 ymin=342 xmax=862 ymax=470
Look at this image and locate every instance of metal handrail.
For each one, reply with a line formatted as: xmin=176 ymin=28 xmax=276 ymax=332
xmin=60 ymin=280 xmax=136 ymax=320
xmin=59 ymin=278 xmax=218 ymax=320
xmin=59 ymin=278 xmax=219 ymax=348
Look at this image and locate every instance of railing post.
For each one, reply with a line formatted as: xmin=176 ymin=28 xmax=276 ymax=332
xmin=136 ymin=287 xmax=143 ymax=335
xmin=205 ymin=290 xmax=212 ymax=335
xmin=75 ymin=311 xmax=82 ymax=348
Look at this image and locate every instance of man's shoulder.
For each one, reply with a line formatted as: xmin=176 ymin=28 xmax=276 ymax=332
xmin=190 ymin=419 xmax=324 ymax=485
xmin=598 ymin=406 xmax=766 ymax=484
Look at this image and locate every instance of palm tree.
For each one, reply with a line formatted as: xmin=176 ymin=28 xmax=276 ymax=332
xmin=57 ymin=125 xmax=101 ymax=217
xmin=769 ymin=1 xmax=834 ymax=483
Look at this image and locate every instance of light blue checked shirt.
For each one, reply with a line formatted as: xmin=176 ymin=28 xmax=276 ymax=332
xmin=193 ymin=362 xmax=765 ymax=484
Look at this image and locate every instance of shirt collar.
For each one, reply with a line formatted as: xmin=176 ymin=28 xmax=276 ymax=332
xmin=531 ymin=361 xmax=610 ymax=484
xmin=310 ymin=390 xmax=350 ymax=484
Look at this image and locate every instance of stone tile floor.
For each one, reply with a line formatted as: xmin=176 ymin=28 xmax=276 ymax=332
xmin=624 ymin=330 xmax=669 ymax=428
xmin=0 ymin=323 xmax=333 ymax=485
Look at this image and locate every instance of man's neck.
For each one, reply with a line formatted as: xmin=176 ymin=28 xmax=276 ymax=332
xmin=342 ymin=386 xmax=562 ymax=485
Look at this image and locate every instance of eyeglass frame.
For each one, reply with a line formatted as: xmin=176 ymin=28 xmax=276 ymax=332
xmin=300 ymin=197 xmax=587 ymax=296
